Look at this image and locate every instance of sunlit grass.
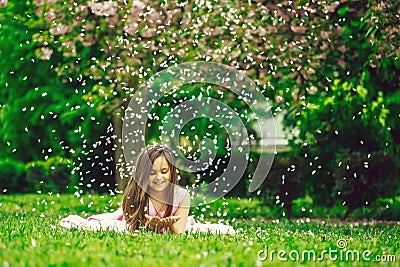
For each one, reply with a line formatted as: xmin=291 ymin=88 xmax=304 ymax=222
xmin=0 ymin=194 xmax=399 ymax=266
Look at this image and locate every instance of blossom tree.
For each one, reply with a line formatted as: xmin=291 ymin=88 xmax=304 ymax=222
xmin=26 ymin=0 xmax=400 ymax=219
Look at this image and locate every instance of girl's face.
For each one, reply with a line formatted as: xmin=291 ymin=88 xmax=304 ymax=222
xmin=147 ymin=155 xmax=171 ymax=192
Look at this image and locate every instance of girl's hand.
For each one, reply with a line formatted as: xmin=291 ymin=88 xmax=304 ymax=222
xmin=144 ymin=214 xmax=181 ymax=232
xmin=144 ymin=214 xmax=163 ymax=232
xmin=162 ymin=216 xmax=181 ymax=228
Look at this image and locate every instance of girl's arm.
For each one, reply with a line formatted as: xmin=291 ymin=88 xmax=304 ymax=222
xmin=169 ymin=191 xmax=191 ymax=234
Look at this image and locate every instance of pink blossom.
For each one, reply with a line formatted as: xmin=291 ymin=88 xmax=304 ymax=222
xmin=35 ymin=7 xmax=43 ymax=17
xmin=0 ymin=0 xmax=8 ymax=8
xmin=275 ymin=95 xmax=284 ymax=103
xmin=148 ymin=8 xmax=162 ymax=25
xmin=124 ymin=23 xmax=138 ymax=36
xmin=141 ymin=28 xmax=157 ymax=38
xmin=337 ymin=45 xmax=347 ymax=53
xmin=82 ymin=34 xmax=95 ymax=47
xmin=308 ymin=86 xmax=318 ymax=95
xmin=166 ymin=8 xmax=181 ymax=22
xmin=76 ymin=5 xmax=88 ymax=13
xmin=107 ymin=15 xmax=119 ymax=29
xmin=132 ymin=0 xmax=145 ymax=9
xmin=290 ymin=25 xmax=308 ymax=34
xmin=336 ymin=58 xmax=346 ymax=69
xmin=49 ymin=24 xmax=71 ymax=35
xmin=88 ymin=1 xmax=117 ymax=17
xmin=130 ymin=0 xmax=145 ymax=16
xmin=40 ymin=47 xmax=53 ymax=60
xmin=35 ymin=0 xmax=56 ymax=4
xmin=45 ymin=9 xmax=56 ymax=21
xmin=231 ymin=50 xmax=241 ymax=59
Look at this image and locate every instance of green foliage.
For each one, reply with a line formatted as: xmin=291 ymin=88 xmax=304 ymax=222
xmin=258 ymin=151 xmax=307 ymax=218
xmin=0 ymin=159 xmax=27 ymax=194
xmin=1 ymin=0 xmax=399 ymax=218
xmin=374 ymin=197 xmax=400 ymax=221
xmin=333 ymin=151 xmax=400 ymax=219
xmin=0 ymin=1 xmax=117 ymax=194
xmin=291 ymin=195 xmax=348 ymax=219
xmin=0 ymin=157 xmax=78 ymax=194
xmin=25 ymin=156 xmax=76 ymax=194
xmin=279 ymin=0 xmax=400 ymax=217
xmin=291 ymin=195 xmax=400 ymax=221
xmin=31 ymin=0 xmax=271 ymax=191
xmin=284 ymin=74 xmax=399 ymax=216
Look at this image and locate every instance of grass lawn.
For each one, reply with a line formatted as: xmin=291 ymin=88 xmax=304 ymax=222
xmin=0 ymin=194 xmax=399 ymax=266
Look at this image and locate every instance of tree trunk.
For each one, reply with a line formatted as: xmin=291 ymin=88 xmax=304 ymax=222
xmin=341 ymin=205 xmax=355 ymax=221
xmin=112 ymin=105 xmax=129 ymax=192
xmin=285 ymin=201 xmax=293 ymax=219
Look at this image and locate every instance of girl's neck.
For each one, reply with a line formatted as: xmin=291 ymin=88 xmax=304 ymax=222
xmin=148 ymin=191 xmax=168 ymax=213
xmin=148 ymin=189 xmax=168 ymax=202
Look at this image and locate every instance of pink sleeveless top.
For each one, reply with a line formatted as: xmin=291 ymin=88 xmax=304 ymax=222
xmin=147 ymin=186 xmax=188 ymax=218
xmin=108 ymin=186 xmax=188 ymax=221
xmin=146 ymin=186 xmax=196 ymax=230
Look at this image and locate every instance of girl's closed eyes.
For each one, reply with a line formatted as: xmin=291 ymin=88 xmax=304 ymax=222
xmin=150 ymin=169 xmax=169 ymax=175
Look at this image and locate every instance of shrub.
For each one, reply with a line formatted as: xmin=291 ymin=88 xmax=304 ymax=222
xmin=25 ymin=156 xmax=76 ymax=193
xmin=0 ymin=159 xmax=27 ymax=193
xmin=333 ymin=151 xmax=400 ymax=220
xmin=374 ymin=197 xmax=400 ymax=221
xmin=258 ymin=152 xmax=307 ymax=218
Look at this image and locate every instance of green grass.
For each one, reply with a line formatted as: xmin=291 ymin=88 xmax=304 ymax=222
xmin=0 ymin=194 xmax=399 ymax=266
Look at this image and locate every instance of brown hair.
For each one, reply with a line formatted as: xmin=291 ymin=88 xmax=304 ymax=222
xmin=122 ymin=144 xmax=178 ymax=231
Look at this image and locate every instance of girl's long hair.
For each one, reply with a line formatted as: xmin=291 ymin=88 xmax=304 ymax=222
xmin=122 ymin=144 xmax=178 ymax=231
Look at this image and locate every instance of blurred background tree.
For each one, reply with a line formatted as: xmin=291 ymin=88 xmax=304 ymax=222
xmin=0 ymin=0 xmax=399 ymax=219
xmin=0 ymin=1 xmax=115 ymax=194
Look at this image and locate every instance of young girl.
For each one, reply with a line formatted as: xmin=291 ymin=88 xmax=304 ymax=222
xmin=60 ymin=144 xmax=235 ymax=235
xmin=122 ymin=143 xmax=190 ymax=233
